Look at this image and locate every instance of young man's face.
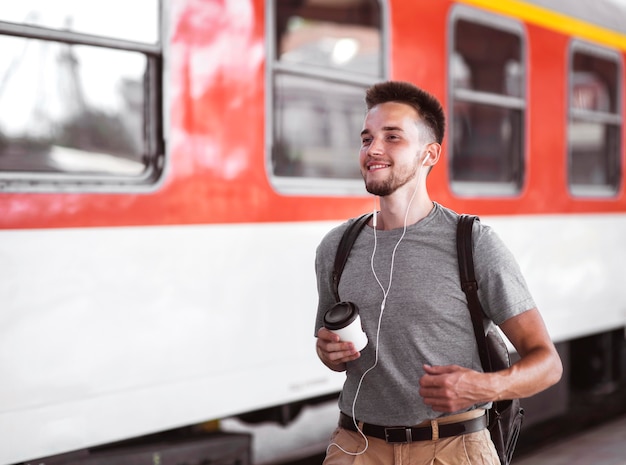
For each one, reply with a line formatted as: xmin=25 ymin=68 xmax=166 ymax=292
xmin=359 ymin=101 xmax=429 ymax=197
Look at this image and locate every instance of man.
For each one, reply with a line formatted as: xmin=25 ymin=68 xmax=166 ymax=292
xmin=314 ymin=81 xmax=562 ymax=464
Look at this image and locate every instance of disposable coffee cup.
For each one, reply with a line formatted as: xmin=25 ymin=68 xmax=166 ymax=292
xmin=323 ymin=302 xmax=368 ymax=351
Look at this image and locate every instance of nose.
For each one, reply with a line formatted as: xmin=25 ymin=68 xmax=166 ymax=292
xmin=366 ymin=136 xmax=383 ymax=156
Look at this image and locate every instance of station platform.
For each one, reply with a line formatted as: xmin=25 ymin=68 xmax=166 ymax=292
xmin=514 ymin=413 xmax=626 ymax=465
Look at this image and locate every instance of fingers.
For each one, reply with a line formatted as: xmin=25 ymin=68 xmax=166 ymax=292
xmin=422 ymin=364 xmax=458 ymax=375
xmin=419 ymin=365 xmax=478 ymax=412
xmin=316 ymin=327 xmax=361 ymax=368
xmin=317 ymin=327 xmax=340 ymax=342
xmin=420 ymin=364 xmax=455 ymax=411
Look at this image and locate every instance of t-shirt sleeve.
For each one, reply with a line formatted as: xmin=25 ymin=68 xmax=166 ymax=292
xmin=472 ymin=223 xmax=536 ymax=325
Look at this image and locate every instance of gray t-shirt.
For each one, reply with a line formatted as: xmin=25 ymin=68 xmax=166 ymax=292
xmin=314 ymin=202 xmax=535 ymax=426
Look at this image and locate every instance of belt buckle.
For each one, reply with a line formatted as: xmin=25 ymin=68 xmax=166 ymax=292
xmin=384 ymin=426 xmax=413 ymax=443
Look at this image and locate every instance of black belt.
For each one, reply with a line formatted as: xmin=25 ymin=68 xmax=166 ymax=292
xmin=339 ymin=412 xmax=487 ymax=444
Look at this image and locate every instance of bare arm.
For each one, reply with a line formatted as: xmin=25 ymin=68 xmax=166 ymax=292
xmin=315 ymin=327 xmax=361 ymax=372
xmin=419 ymin=308 xmax=563 ymax=412
xmin=494 ymin=308 xmax=563 ymax=398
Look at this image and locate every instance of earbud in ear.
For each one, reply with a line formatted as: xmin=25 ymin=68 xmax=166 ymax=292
xmin=422 ymin=154 xmax=430 ymax=166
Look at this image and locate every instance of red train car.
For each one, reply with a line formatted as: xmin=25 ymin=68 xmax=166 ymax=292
xmin=0 ymin=0 xmax=625 ymax=463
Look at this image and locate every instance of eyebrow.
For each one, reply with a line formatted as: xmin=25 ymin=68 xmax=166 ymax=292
xmin=360 ymin=126 xmax=405 ymax=136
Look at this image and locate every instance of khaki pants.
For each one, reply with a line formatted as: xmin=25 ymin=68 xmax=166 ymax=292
xmin=323 ymin=427 xmax=500 ymax=465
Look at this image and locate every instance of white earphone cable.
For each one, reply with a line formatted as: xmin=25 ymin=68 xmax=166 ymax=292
xmin=327 ymin=154 xmax=427 ymax=456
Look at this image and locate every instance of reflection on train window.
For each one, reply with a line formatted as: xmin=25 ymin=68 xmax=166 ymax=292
xmin=0 ymin=0 xmax=159 ymax=43
xmin=568 ymin=44 xmax=622 ymax=197
xmin=450 ymin=11 xmax=525 ymax=196
xmin=270 ymin=0 xmax=385 ymax=194
xmin=0 ymin=37 xmax=146 ymax=176
xmin=274 ymin=75 xmax=365 ymax=179
xmin=0 ymin=2 xmax=162 ymax=190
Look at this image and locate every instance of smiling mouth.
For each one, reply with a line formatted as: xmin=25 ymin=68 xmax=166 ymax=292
xmin=368 ymin=163 xmax=389 ymax=171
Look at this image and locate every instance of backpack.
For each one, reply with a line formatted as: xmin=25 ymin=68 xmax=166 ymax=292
xmin=332 ymin=212 xmax=523 ymax=465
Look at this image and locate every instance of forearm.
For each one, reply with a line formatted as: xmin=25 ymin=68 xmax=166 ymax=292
xmin=420 ymin=342 xmax=562 ymax=412
xmin=492 ymin=308 xmax=563 ymax=401
xmin=489 ymin=345 xmax=563 ymax=401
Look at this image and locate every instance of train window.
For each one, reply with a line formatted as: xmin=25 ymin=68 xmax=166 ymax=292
xmin=269 ymin=0 xmax=386 ymax=194
xmin=0 ymin=0 xmax=162 ymax=191
xmin=0 ymin=1 xmax=159 ymax=44
xmin=568 ymin=43 xmax=622 ymax=197
xmin=449 ymin=8 xmax=526 ymax=196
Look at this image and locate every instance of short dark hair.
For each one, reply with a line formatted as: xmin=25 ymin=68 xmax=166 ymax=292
xmin=365 ymin=81 xmax=445 ymax=144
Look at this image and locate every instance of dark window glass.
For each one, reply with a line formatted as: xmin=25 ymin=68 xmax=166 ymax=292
xmin=450 ymin=15 xmax=525 ymax=195
xmin=271 ymin=0 xmax=383 ymax=192
xmin=569 ymin=48 xmax=621 ymax=196
xmin=273 ymin=74 xmax=364 ymax=180
xmin=451 ymin=103 xmax=523 ymax=184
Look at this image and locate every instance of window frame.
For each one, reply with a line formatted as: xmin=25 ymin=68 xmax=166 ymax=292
xmin=265 ymin=0 xmax=389 ymax=196
xmin=0 ymin=8 xmax=164 ymax=193
xmin=447 ymin=5 xmax=528 ymax=197
xmin=567 ymin=40 xmax=623 ymax=198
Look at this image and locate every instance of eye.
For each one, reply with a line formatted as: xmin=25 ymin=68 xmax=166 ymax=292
xmin=361 ymin=137 xmax=372 ymax=146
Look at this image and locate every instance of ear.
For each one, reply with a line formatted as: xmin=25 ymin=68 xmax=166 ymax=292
xmin=422 ymin=142 xmax=442 ymax=166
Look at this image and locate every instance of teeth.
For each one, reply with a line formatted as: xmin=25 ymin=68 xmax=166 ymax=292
xmin=369 ymin=164 xmax=387 ymax=170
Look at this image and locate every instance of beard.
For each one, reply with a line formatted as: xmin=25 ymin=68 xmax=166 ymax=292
xmin=362 ymin=158 xmax=420 ymax=196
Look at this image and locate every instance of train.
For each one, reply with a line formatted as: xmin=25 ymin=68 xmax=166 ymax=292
xmin=1 ymin=0 xmax=625 ymax=463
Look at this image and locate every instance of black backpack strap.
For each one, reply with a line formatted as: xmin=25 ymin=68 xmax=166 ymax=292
xmin=332 ymin=213 xmax=373 ymax=302
xmin=456 ymin=214 xmax=494 ymax=372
